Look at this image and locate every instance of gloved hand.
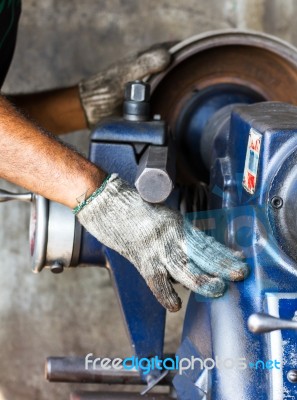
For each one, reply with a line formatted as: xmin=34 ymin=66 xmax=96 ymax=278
xmin=76 ymin=174 xmax=249 ymax=312
xmin=76 ymin=175 xmax=249 ymax=311
xmin=78 ymin=44 xmax=171 ymax=128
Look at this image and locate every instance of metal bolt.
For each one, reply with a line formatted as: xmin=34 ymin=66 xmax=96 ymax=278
xmin=125 ymin=81 xmax=150 ymax=102
xmin=135 ymin=146 xmax=174 ymax=203
xmin=287 ymin=369 xmax=297 ymax=383
xmin=123 ymin=81 xmax=151 ymax=121
xmin=271 ymin=196 xmax=283 ymax=209
xmin=50 ymin=261 xmax=64 ymax=274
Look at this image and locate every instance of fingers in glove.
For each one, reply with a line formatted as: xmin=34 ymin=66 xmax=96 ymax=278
xmin=79 ymin=45 xmax=171 ymax=127
xmin=186 ymin=227 xmax=249 ymax=281
xmin=123 ymin=46 xmax=171 ymax=83
xmin=168 ymin=260 xmax=226 ymax=298
xmin=146 ymin=272 xmax=182 ymax=312
xmin=143 ymin=41 xmax=179 ymax=52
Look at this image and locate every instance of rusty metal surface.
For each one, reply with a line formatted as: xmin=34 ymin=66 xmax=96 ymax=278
xmin=150 ymin=30 xmax=297 ymax=119
xmin=149 ymin=31 xmax=297 ymax=184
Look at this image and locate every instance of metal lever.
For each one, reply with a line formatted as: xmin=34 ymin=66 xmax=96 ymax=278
xmin=248 ymin=312 xmax=297 ymax=334
xmin=0 ymin=188 xmax=33 ymax=203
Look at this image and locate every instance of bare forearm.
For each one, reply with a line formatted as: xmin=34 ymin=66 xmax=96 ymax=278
xmin=7 ymin=86 xmax=88 ymax=135
xmin=4 ymin=45 xmax=172 ymax=135
xmin=0 ymin=95 xmax=106 ymax=207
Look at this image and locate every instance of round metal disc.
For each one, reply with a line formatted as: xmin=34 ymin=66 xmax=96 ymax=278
xmin=149 ymin=30 xmax=297 ymax=183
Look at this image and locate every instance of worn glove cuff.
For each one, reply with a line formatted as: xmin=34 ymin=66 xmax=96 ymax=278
xmin=73 ymin=173 xmax=118 ymax=215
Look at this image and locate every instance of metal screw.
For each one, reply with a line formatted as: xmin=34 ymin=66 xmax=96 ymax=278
xmin=287 ymin=369 xmax=297 ymax=383
xmin=50 ymin=261 xmax=64 ymax=274
xmin=271 ymin=196 xmax=283 ymax=209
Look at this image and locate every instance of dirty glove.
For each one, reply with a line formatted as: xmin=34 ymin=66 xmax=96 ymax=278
xmin=78 ymin=44 xmax=171 ymax=127
xmin=76 ymin=174 xmax=249 ymax=312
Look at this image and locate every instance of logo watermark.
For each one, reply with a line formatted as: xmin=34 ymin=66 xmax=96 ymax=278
xmin=85 ymin=354 xmax=281 ymax=375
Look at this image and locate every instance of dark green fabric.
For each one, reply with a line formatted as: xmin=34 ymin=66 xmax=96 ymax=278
xmin=0 ymin=0 xmax=21 ymax=88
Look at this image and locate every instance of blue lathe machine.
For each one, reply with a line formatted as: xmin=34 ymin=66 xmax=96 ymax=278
xmin=2 ymin=31 xmax=297 ymax=400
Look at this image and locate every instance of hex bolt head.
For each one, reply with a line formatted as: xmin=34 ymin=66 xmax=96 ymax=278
xmin=125 ymin=81 xmax=150 ymax=102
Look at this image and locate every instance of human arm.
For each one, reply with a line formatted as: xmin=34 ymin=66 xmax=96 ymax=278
xmin=7 ymin=86 xmax=87 ymax=136
xmin=6 ymin=45 xmax=171 ymax=135
xmin=0 ymin=94 xmax=105 ymax=207
xmin=0 ymin=94 xmax=248 ymax=312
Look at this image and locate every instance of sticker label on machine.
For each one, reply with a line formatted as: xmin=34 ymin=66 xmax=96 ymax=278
xmin=242 ymin=128 xmax=262 ymax=194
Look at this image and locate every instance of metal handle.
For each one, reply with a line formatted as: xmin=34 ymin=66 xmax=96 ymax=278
xmin=0 ymin=188 xmax=33 ymax=203
xmin=248 ymin=312 xmax=297 ymax=333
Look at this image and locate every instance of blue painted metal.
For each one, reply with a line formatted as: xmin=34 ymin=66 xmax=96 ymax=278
xmin=79 ymin=117 xmax=167 ymax=373
xmin=178 ymin=102 xmax=297 ymax=399
xmin=76 ymin=86 xmax=297 ymax=397
xmin=78 ymin=229 xmax=105 ymax=266
xmin=91 ymin=118 xmax=166 ymax=145
xmin=175 ymin=83 xmax=264 ymax=182
xmin=277 ymin=297 xmax=297 ymax=395
xmin=104 ymin=248 xmax=165 ymax=360
xmin=173 ymin=337 xmax=210 ymax=399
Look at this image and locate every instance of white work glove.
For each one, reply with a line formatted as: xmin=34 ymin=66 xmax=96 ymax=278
xmin=78 ymin=44 xmax=172 ymax=127
xmin=75 ymin=174 xmax=249 ymax=312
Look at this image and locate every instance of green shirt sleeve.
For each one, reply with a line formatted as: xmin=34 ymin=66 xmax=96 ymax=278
xmin=0 ymin=0 xmax=21 ymax=88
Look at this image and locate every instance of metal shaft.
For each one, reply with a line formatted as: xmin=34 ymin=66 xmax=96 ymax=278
xmin=0 ymin=189 xmax=33 ymax=203
xmin=46 ymin=357 xmax=173 ymax=385
xmin=135 ymin=145 xmax=174 ymax=203
xmin=248 ymin=312 xmax=297 ymax=333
